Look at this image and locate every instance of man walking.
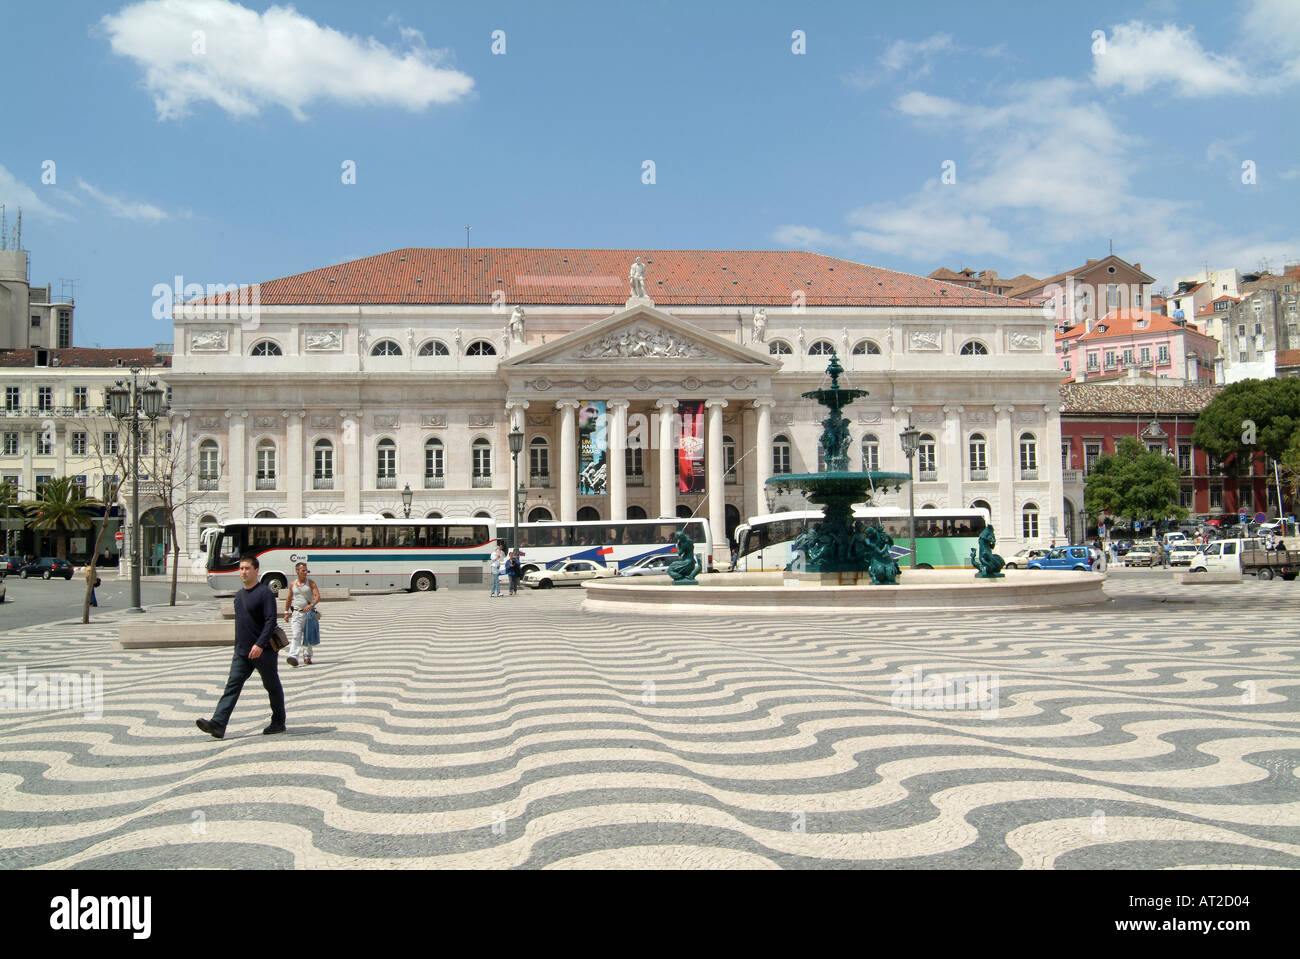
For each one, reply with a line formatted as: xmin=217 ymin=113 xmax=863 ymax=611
xmin=196 ymin=555 xmax=286 ymax=738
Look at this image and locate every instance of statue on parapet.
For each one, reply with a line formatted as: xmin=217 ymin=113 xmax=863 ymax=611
xmin=629 ymin=257 xmax=648 ymax=298
xmin=668 ymin=527 xmax=703 ymax=585
xmin=752 ymin=308 xmax=767 ymax=343
xmin=508 ymin=306 xmax=526 ymax=343
xmin=971 ymin=525 xmax=1006 ymax=578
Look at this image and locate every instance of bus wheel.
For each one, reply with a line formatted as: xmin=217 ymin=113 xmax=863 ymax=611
xmin=916 ymin=563 xmax=933 ymax=570
xmin=1258 ymin=568 xmax=1274 ymax=581
xmin=263 ymin=573 xmax=288 ymax=594
xmin=411 ymin=571 xmax=436 ymax=592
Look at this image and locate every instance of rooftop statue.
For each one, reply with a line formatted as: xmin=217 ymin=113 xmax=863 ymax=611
xmin=509 ymin=306 xmax=526 ymax=343
xmin=752 ymin=308 xmax=767 ymax=343
xmin=629 ymin=257 xmax=648 ymax=298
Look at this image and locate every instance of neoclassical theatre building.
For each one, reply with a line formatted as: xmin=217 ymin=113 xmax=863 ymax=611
xmin=169 ymin=249 xmax=1065 ymax=560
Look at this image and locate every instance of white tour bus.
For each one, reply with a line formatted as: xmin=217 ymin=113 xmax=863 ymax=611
xmin=205 ymin=514 xmax=497 ymax=593
xmin=505 ymin=517 xmax=712 ymax=575
xmin=731 ymin=507 xmax=990 ymax=572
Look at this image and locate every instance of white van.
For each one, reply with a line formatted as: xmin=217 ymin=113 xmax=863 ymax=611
xmin=1162 ymin=531 xmax=1188 ymax=545
xmin=1188 ymin=537 xmax=1261 ymax=574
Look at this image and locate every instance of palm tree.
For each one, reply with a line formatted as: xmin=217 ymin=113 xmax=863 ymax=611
xmin=19 ymin=477 xmax=101 ymax=560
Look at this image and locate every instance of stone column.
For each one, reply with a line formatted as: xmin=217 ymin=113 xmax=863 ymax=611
xmin=705 ymin=399 xmax=728 ymax=562
xmin=742 ymin=406 xmax=759 ymax=519
xmin=226 ymin=410 xmax=247 ymax=519
xmin=1045 ymin=403 xmax=1065 ymax=542
xmin=656 ymin=399 xmax=677 ymax=519
xmin=754 ymin=400 xmax=774 ymax=512
xmin=505 ymin=400 xmax=530 ymax=526
xmin=608 ymin=400 xmax=629 ymax=521
xmin=994 ymin=405 xmax=1015 ymax=539
xmin=943 ymin=404 xmax=963 ymax=509
xmin=284 ymin=409 xmax=305 ymax=518
xmin=341 ymin=410 xmax=360 ymax=514
xmin=557 ymin=400 xmax=578 ymax=522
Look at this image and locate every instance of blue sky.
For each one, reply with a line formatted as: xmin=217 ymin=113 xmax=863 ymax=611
xmin=2 ymin=0 xmax=1297 ymax=347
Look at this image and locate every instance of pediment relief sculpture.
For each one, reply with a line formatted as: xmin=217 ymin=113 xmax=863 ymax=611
xmin=572 ymin=325 xmax=710 ymax=360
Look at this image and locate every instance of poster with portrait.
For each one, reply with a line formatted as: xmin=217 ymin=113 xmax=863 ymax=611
xmin=577 ymin=400 xmax=607 ymax=494
xmin=676 ymin=400 xmax=706 ymax=493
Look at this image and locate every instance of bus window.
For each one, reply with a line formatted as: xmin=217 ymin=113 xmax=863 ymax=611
xmin=215 ymin=530 xmax=244 ymax=567
xmin=311 ymin=525 xmax=339 ymax=548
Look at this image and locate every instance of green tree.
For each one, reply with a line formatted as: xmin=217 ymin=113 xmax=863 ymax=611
xmin=19 ymin=477 xmax=102 ymax=560
xmin=1084 ymin=436 xmax=1188 ymax=528
xmin=1191 ymin=378 xmax=1300 ymax=464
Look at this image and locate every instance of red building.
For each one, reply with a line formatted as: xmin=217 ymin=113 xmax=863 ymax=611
xmin=1059 ymin=381 xmax=1272 ymax=535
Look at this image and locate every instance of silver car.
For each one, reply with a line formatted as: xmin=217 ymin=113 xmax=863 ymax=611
xmin=617 ymin=554 xmax=676 ymax=577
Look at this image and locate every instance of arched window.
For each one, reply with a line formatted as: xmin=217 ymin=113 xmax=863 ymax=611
xmin=860 ymin=433 xmax=880 ymax=471
xmin=250 ymin=340 xmax=282 ymax=356
xmin=473 ymin=510 xmax=492 ymax=519
xmin=627 ymin=505 xmax=647 ymax=519
xmin=769 ymin=340 xmax=793 ymax=356
xmin=254 ymin=509 xmax=277 ymax=519
xmin=808 ymin=339 xmax=836 ymax=356
xmin=424 ymin=438 xmax=443 ymax=487
xmin=425 ymin=510 xmax=443 ymax=519
xmin=1022 ymin=502 xmax=1040 ymax=539
xmin=255 ymin=439 xmax=277 ymax=488
xmin=530 ymin=437 xmax=550 ymax=485
xmin=466 ymin=340 xmax=497 ymax=356
xmin=199 ymin=513 xmax=219 ymax=542
xmin=968 ymin=432 xmax=987 ymax=476
xmin=676 ymin=505 xmax=692 ymax=518
xmin=918 ymin=433 xmax=937 ymax=478
xmin=313 ymin=439 xmax=334 ymax=489
xmin=370 ymin=340 xmax=402 ymax=356
xmin=852 ymin=340 xmax=881 ymax=355
xmin=418 ymin=340 xmax=450 ymax=356
xmin=1019 ymin=432 xmax=1038 ymax=477
xmin=970 ymin=499 xmax=992 ymax=516
xmin=723 ymin=435 xmax=736 ymax=483
xmin=376 ymin=438 xmax=396 ymax=485
xmin=528 ymin=507 xmax=553 ymax=522
xmin=472 ymin=438 xmax=492 ymax=484
xmin=198 ymin=439 xmax=219 ymax=486
xmin=960 ymin=340 xmax=989 ymax=355
xmin=379 ymin=511 xmax=395 ymax=519
xmin=773 ymin=434 xmax=792 ymax=475
xmin=577 ymin=506 xmax=600 ymax=522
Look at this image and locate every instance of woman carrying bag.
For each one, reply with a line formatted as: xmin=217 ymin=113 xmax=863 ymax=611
xmin=284 ymin=561 xmax=321 ymax=667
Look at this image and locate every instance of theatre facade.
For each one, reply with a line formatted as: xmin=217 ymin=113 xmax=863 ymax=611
xmin=168 ymin=249 xmax=1065 ymax=561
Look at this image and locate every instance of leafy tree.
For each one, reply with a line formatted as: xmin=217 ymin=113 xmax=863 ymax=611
xmin=19 ymin=477 xmax=101 ymax=559
xmin=1191 ymin=378 xmax=1300 ymax=464
xmin=1084 ymin=436 xmax=1188 ymax=528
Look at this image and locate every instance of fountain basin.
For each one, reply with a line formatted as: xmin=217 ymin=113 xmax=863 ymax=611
xmin=582 ymin=569 xmax=1108 ymax=616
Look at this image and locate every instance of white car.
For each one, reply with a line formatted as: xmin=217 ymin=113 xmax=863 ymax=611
xmin=617 ymin=554 xmax=676 ymax=577
xmin=523 ymin=559 xmax=617 ymax=589
xmin=1124 ymin=544 xmax=1155 ymax=567
xmin=1004 ymin=548 xmax=1048 ymax=569
xmin=1167 ymin=543 xmax=1200 ymax=567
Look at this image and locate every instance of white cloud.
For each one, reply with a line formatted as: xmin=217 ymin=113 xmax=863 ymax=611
xmin=76 ymin=179 xmax=169 ymax=221
xmin=0 ymin=165 xmax=76 ymax=222
xmin=1092 ymin=21 xmax=1252 ymax=97
xmin=771 ymin=225 xmax=840 ymax=249
xmin=101 ymin=0 xmax=475 ymax=121
xmin=895 ymin=91 xmax=961 ymax=119
xmin=1280 ymin=167 xmax=1300 ymax=180
xmin=880 ymin=34 xmax=954 ymax=74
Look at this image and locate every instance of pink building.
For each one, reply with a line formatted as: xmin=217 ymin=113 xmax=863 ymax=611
xmin=1056 ymin=309 xmax=1217 ymax=384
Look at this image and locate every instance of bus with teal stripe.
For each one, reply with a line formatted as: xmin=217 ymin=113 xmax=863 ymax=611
xmin=205 ymin=515 xmax=497 ymax=593
xmin=731 ymin=507 xmax=989 ymax=572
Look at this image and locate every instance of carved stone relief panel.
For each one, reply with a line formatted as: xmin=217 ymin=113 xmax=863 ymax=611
xmin=374 ymin=414 xmax=399 ymax=428
xmin=1008 ymin=331 xmax=1043 ymax=351
xmin=253 ymin=415 xmax=277 ymax=429
xmin=572 ymin=326 xmax=710 ymax=360
xmin=310 ymin=415 xmax=336 ymax=429
xmin=909 ymin=330 xmax=942 ymax=351
xmin=468 ymin=414 xmax=494 ymax=428
xmin=422 ymin=415 xmax=447 ymax=428
xmin=305 ymin=329 xmax=343 ymax=351
xmin=190 ymin=330 xmax=229 ymax=352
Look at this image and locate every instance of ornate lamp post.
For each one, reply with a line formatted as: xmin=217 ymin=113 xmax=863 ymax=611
xmin=401 ymin=483 xmax=413 ymax=518
xmin=899 ymin=423 xmax=920 ymax=567
xmin=107 ymin=369 xmax=164 ymax=614
xmin=1079 ymin=508 xmax=1090 ymax=542
xmin=508 ymin=426 xmax=524 ymax=552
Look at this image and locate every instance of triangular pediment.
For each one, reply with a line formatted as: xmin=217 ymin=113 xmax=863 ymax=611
xmin=499 ymin=304 xmax=779 ymax=370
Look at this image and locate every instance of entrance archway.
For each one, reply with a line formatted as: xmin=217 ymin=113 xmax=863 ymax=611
xmin=724 ymin=504 xmax=741 ymax=543
xmin=141 ymin=507 xmax=171 ymax=574
xmin=578 ymin=506 xmax=601 ymax=521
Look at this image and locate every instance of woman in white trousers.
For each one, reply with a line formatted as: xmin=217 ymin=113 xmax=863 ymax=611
xmin=284 ymin=562 xmax=321 ymax=667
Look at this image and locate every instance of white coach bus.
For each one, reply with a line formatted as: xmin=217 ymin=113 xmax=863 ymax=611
xmin=205 ymin=514 xmax=497 ymax=593
xmin=505 ymin=517 xmax=713 ymax=575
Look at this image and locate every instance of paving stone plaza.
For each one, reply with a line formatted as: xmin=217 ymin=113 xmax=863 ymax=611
xmin=1 ymin=577 xmax=1298 ymax=870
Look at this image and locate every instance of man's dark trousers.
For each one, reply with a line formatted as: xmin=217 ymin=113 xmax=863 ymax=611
xmin=212 ymin=650 xmax=286 ymax=728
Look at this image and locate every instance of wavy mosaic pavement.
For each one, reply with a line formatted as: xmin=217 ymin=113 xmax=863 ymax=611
xmin=1 ymin=577 xmax=1298 ymax=869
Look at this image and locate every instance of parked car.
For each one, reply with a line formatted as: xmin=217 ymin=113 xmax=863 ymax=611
xmin=1027 ymin=546 xmax=1094 ymax=571
xmin=1167 ymin=543 xmax=1200 ymax=567
xmin=1113 ymin=540 xmax=1135 ymax=556
xmin=0 ymin=555 xmax=23 ymax=577
xmin=1123 ymin=544 xmax=1155 ymax=567
xmin=619 ymin=554 xmax=677 ymax=577
xmin=1004 ymin=548 xmax=1048 ymax=569
xmin=523 ymin=558 xmax=617 ymax=589
xmin=18 ymin=557 xmax=74 ymax=580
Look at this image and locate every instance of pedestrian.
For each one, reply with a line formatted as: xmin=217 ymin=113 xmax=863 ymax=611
xmin=1275 ymin=537 xmax=1287 ymax=552
xmin=196 ymin=554 xmax=286 ymax=738
xmin=490 ymin=543 xmax=505 ymax=597
xmin=84 ymin=562 xmax=100 ymax=607
xmin=284 ymin=561 xmax=320 ymax=667
xmin=508 ymin=548 xmax=521 ymax=596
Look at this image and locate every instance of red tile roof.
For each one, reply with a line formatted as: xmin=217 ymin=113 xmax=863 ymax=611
xmin=192 ymin=249 xmax=1036 ymax=308
xmin=1195 ymin=295 xmax=1239 ymax=316
xmin=1007 ymin=256 xmax=1155 ymax=298
xmin=1076 ymin=310 xmax=1206 ymax=342
xmin=0 ymin=348 xmax=168 ymax=368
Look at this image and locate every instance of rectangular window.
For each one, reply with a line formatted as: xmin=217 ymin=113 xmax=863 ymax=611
xmin=1239 ymin=351 xmax=1247 ymax=363
xmin=72 ymin=431 xmax=87 ymax=456
xmin=256 ymin=446 xmax=276 ymax=480
xmin=1063 ymin=358 xmax=1071 ymax=372
xmin=73 ymin=386 xmax=87 ymax=411
xmin=138 ymin=432 xmax=150 ymax=457
xmin=1061 ymin=441 xmax=1070 ymax=471
xmin=36 ymin=432 xmax=53 ymax=456
xmin=2 ymin=432 xmax=17 ymax=456
xmin=35 ymin=474 xmax=52 ymax=491
xmin=37 ymin=387 xmax=52 ymax=411
xmin=5 ymin=387 xmax=18 ymax=411
xmin=1122 ymin=348 xmax=1135 ymax=365
xmin=472 ymin=446 xmax=491 ymax=477
xmin=918 ymin=441 xmax=936 ymax=475
xmin=1020 ymin=437 xmax=1037 ymax=474
xmin=1209 ymin=485 xmax=1223 ymax=509
xmin=1238 ymin=484 xmax=1253 ymax=511
xmin=773 ymin=444 xmax=790 ymax=475
xmin=625 ymin=447 xmax=644 ymax=477
xmin=103 ymin=475 xmax=120 ymax=499
xmin=529 ymin=444 xmax=548 ymax=479
xmin=1084 ymin=442 xmax=1101 ymax=474
xmin=57 ymin=311 xmax=71 ymax=349
xmin=1178 ymin=444 xmax=1191 ymax=474
xmin=103 ymin=432 xmax=119 ymax=455
xmin=1238 ymin=325 xmax=1246 ymax=336
xmin=314 ymin=446 xmax=333 ymax=479
xmin=30 ymin=315 xmax=40 ymax=328
xmin=1087 ymin=353 xmax=1098 ymax=370
xmin=377 ymin=445 xmax=396 ymax=478
xmin=862 ymin=441 xmax=879 ymax=472
xmin=72 ymin=475 xmax=87 ymax=496
xmin=1104 ymin=351 xmax=1116 ymax=368
xmin=1140 ymin=347 xmax=1150 ymax=365
xmin=1179 ymin=487 xmax=1193 ymax=509
xmin=1158 ymin=345 xmax=1169 ymax=364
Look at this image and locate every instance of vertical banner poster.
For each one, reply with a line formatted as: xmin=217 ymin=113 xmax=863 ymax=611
xmin=676 ymin=400 xmax=706 ymax=493
xmin=578 ymin=400 xmax=608 ymax=494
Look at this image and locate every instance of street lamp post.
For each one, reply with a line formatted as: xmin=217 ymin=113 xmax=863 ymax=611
xmin=508 ymin=426 xmax=524 ymax=554
xmin=107 ymin=369 xmax=164 ymax=614
xmin=899 ymin=423 xmax=920 ymax=569
xmin=401 ymin=483 xmax=413 ymax=518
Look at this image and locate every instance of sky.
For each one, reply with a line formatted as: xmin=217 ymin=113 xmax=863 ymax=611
xmin=1 ymin=0 xmax=1298 ymax=347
